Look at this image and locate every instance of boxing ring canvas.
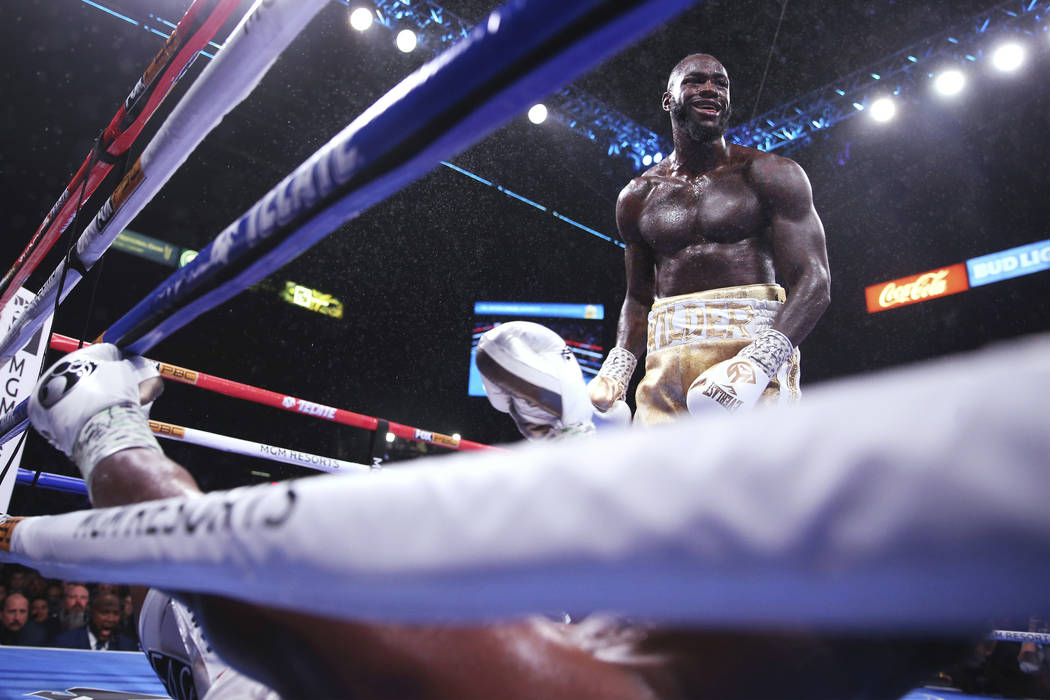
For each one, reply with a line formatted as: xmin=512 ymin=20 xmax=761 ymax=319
xmin=0 ymin=644 xmax=1006 ymax=700
xmin=0 ymin=0 xmax=1047 ymax=695
xmin=0 ymin=646 xmax=169 ymax=699
xmin=900 ymin=692 xmax=1011 ymax=700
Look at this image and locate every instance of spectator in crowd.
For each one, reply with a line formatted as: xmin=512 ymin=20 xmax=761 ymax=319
xmin=94 ymin=582 xmax=118 ymax=597
xmin=51 ymin=592 xmax=138 ymax=651
xmin=0 ymin=592 xmax=48 ymax=646
xmin=117 ymin=587 xmax=139 ymax=645
xmin=5 ymin=566 xmax=27 ymax=593
xmin=29 ymin=597 xmax=49 ymax=625
xmin=22 ymin=570 xmax=46 ymax=602
xmin=44 ymin=580 xmax=63 ymax=610
xmin=44 ymin=582 xmax=90 ymax=639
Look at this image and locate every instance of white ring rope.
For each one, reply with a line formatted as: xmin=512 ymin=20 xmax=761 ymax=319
xmin=3 ymin=334 xmax=1049 ymax=629
xmin=148 ymin=420 xmax=371 ymax=474
xmin=989 ymin=630 xmax=1050 ymax=644
xmin=0 ymin=0 xmax=329 ymax=364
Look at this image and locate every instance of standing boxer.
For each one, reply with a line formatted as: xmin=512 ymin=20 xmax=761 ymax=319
xmin=589 ymin=54 xmax=830 ymax=424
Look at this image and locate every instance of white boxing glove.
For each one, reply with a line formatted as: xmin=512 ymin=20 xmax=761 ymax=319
xmin=686 ymin=329 xmax=793 ymax=415
xmin=587 ymin=346 xmax=637 ymax=412
xmin=476 ymin=322 xmax=594 ymax=440
xmin=30 ymin=343 xmax=162 ymax=482
xmin=591 ymin=399 xmax=632 ymax=431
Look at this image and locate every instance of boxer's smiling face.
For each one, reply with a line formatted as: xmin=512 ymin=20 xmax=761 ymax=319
xmin=664 ymin=54 xmax=732 ymax=142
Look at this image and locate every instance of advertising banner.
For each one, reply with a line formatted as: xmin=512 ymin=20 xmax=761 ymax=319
xmin=865 ymin=264 xmax=970 ymax=313
xmin=966 ymin=238 xmax=1050 ymax=287
xmin=0 ymin=289 xmax=55 ymax=510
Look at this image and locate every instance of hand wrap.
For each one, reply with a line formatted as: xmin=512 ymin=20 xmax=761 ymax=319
xmin=587 ymin=347 xmax=637 ymax=412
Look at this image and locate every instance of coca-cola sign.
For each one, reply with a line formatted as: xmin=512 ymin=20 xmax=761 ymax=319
xmin=865 ymin=263 xmax=970 ymax=313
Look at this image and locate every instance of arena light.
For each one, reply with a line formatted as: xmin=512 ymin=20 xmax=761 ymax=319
xmin=385 ymin=431 xmax=396 ymax=443
xmin=395 ymin=28 xmax=417 ymax=53
xmin=349 ymin=7 xmax=374 ymax=31
xmin=653 ymin=152 xmax=663 ymax=163
xmin=934 ymin=69 xmax=966 ymax=96
xmin=870 ymin=97 xmax=897 ymax=122
xmin=642 ymin=154 xmax=653 ymax=166
xmin=527 ymin=103 xmax=548 ymax=124
xmin=991 ymin=42 xmax=1025 ymax=71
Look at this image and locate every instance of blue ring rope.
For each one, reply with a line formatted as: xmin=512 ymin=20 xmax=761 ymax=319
xmin=103 ymin=0 xmax=695 ymax=353
xmin=0 ymin=0 xmax=697 ymax=446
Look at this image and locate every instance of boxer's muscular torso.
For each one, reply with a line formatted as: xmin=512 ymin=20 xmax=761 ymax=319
xmin=626 ymin=145 xmax=775 ymax=297
xmin=614 ymin=143 xmax=829 ymax=357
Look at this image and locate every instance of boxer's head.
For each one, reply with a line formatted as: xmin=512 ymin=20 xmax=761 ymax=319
xmin=663 ymin=54 xmax=732 ymax=142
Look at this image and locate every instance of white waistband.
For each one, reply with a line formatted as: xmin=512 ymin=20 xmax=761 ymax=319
xmin=647 ymin=296 xmax=782 ymax=353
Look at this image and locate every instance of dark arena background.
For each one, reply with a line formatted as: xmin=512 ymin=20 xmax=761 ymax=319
xmin=2 ymin=0 xmax=1047 ymax=488
xmin=3 ymin=0 xmax=1048 ymax=492
xmin=0 ymin=1 xmax=1048 ymax=696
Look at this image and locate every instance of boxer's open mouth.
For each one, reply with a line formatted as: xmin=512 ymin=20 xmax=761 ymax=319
xmin=691 ymin=101 xmax=722 ymax=116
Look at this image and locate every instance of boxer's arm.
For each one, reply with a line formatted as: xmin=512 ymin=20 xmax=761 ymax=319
xmin=89 ymin=448 xmax=201 ymax=506
xmin=615 ymin=179 xmax=655 ymax=359
xmin=616 ymin=243 xmax=655 ymax=359
xmin=589 ymin=181 xmax=653 ymax=412
xmin=752 ymin=155 xmax=830 ymax=347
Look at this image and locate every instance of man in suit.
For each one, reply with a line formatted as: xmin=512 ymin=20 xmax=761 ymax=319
xmin=0 ymin=592 xmax=48 ymax=645
xmin=51 ymin=592 xmax=138 ymax=650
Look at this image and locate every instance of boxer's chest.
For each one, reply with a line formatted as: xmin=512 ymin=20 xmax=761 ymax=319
xmin=639 ymin=172 xmax=765 ymax=251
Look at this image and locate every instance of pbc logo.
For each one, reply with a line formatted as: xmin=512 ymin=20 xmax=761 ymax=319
xmin=282 ymin=396 xmax=296 ymax=409
xmin=37 ymin=358 xmax=99 ymax=408
xmin=726 ymin=361 xmax=756 ymax=384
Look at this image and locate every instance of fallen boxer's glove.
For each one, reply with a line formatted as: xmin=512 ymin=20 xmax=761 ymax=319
xmin=30 ymin=343 xmax=162 ymax=482
xmin=476 ymin=322 xmax=595 ymax=440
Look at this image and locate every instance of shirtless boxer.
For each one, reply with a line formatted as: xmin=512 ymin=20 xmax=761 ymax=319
xmin=589 ymin=54 xmax=831 ymax=423
xmin=21 ymin=342 xmax=970 ymax=699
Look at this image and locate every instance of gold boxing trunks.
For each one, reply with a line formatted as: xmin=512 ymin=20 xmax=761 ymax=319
xmin=634 ymin=284 xmax=801 ymax=426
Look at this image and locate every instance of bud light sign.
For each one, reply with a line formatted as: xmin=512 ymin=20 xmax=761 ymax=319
xmin=966 ymin=238 xmax=1050 ymax=287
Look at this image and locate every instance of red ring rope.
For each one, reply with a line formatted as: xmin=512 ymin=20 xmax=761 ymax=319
xmin=49 ymin=333 xmax=503 ymax=453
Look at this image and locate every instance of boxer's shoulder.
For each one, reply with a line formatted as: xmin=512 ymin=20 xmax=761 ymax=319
xmin=617 ymin=174 xmax=655 ymax=208
xmin=743 ymin=149 xmax=812 ymax=209
xmin=741 ymin=147 xmax=805 ymax=183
